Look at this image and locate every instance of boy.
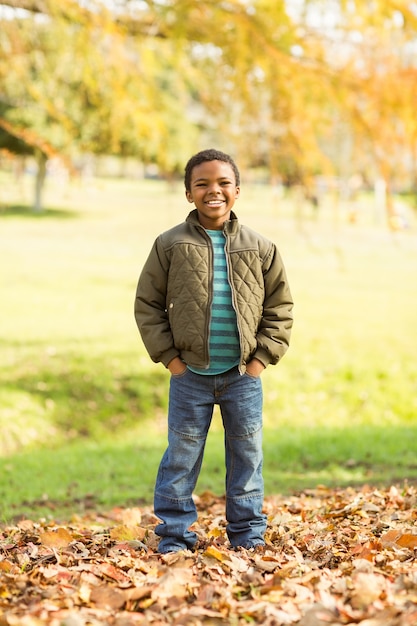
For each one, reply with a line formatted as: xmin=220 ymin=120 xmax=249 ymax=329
xmin=134 ymin=148 xmax=293 ymax=553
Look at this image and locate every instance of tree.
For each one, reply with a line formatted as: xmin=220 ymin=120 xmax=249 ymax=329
xmin=0 ymin=0 xmax=201 ymax=208
xmin=1 ymin=0 xmax=417 ymax=221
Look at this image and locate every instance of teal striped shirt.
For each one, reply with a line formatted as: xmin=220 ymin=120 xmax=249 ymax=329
xmin=188 ymin=230 xmax=240 ymax=375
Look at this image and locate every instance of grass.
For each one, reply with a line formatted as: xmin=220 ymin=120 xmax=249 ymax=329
xmin=1 ymin=169 xmax=417 ymax=521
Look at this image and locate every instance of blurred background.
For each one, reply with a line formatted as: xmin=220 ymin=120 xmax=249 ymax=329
xmin=1 ymin=0 xmax=417 ymax=216
xmin=1 ymin=0 xmax=417 ymax=519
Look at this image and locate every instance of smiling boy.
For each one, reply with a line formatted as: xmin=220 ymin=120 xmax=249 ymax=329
xmin=186 ymin=158 xmax=240 ymax=229
xmin=134 ymin=148 xmax=293 ymax=553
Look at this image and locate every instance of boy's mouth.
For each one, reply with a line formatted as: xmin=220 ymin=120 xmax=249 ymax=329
xmin=206 ymin=200 xmax=225 ymax=207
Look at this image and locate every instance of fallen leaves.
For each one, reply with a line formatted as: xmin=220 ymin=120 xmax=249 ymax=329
xmin=39 ymin=527 xmax=74 ymax=549
xmin=0 ymin=485 xmax=416 ymax=625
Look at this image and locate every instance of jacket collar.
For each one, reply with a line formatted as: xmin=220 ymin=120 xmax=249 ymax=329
xmin=186 ymin=209 xmax=239 ymax=234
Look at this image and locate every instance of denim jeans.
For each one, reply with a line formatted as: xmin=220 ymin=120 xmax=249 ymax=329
xmin=154 ymin=366 xmax=267 ymax=552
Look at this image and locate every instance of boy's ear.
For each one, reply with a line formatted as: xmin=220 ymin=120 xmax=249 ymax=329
xmin=185 ymin=190 xmax=194 ymax=203
xmin=235 ymin=186 xmax=240 ymax=199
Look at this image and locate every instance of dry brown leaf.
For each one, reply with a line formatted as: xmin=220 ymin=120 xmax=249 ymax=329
xmin=110 ymin=524 xmax=147 ymax=542
xmin=253 ymin=554 xmax=281 ymax=572
xmin=90 ymin=584 xmax=126 ymax=610
xmin=203 ymin=544 xmax=230 ymax=562
xmin=350 ymin=571 xmax=387 ymax=609
xmin=39 ymin=527 xmax=74 ymax=548
xmin=395 ymin=533 xmax=417 ymax=549
xmin=96 ymin=561 xmax=131 ymax=585
xmin=119 ymin=508 xmax=143 ymax=526
xmin=380 ymin=529 xmax=403 ymax=546
xmin=0 ymin=560 xmax=18 ymax=574
xmin=78 ymin=581 xmax=92 ymax=603
xmin=1 ymin=486 xmax=417 ymax=625
xmin=123 ymin=585 xmax=154 ymax=602
xmin=152 ymin=568 xmax=194 ymax=600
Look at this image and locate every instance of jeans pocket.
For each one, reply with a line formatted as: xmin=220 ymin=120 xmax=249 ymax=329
xmin=244 ymin=371 xmax=260 ymax=380
xmin=171 ymin=367 xmax=189 ymax=379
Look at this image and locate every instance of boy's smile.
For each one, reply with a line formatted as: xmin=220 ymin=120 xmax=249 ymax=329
xmin=186 ymin=160 xmax=240 ymax=230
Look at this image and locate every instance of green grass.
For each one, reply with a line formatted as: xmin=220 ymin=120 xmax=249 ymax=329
xmin=1 ymin=170 xmax=417 ymax=521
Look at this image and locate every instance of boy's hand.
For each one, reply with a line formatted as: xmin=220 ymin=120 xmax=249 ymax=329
xmin=167 ymin=357 xmax=187 ymax=375
xmin=246 ymin=358 xmax=265 ymax=377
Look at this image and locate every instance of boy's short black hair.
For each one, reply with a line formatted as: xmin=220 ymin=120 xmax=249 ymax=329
xmin=184 ymin=149 xmax=240 ymax=191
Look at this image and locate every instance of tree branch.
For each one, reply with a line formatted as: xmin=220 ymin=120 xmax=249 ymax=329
xmin=0 ymin=0 xmax=167 ymax=37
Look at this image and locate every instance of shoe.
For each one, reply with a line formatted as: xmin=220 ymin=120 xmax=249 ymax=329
xmin=239 ymin=541 xmax=265 ymax=550
xmin=158 ymin=547 xmax=185 ymax=554
xmin=247 ymin=543 xmax=266 ymax=554
xmin=236 ymin=541 xmax=265 ymax=551
xmin=157 ymin=539 xmax=189 ymax=554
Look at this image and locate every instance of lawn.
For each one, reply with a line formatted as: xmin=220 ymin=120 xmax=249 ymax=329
xmin=1 ymin=170 xmax=416 ymax=521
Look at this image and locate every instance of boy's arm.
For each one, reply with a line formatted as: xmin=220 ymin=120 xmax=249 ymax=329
xmin=134 ymin=240 xmax=179 ymax=367
xmin=254 ymin=245 xmax=294 ymax=367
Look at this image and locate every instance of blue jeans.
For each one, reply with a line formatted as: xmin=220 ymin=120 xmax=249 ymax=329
xmin=154 ymin=366 xmax=266 ymax=552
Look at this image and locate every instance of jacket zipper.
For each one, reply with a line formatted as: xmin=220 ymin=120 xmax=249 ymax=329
xmin=224 ymin=229 xmax=245 ymax=375
xmin=202 ymin=228 xmax=213 ymax=369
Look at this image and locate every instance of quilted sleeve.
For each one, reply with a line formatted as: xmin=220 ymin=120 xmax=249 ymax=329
xmin=134 ymin=238 xmax=179 ymax=367
xmin=254 ymin=243 xmax=294 ymax=366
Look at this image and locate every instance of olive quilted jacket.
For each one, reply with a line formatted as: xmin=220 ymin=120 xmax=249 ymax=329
xmin=134 ymin=210 xmax=293 ymax=373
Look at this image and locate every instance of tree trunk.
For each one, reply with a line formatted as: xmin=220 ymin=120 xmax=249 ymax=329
xmin=33 ymin=150 xmax=47 ymax=212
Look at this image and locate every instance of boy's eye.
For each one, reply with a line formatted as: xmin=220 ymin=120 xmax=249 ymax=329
xmin=193 ymin=180 xmax=233 ymax=188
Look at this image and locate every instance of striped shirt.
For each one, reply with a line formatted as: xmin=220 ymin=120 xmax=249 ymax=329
xmin=189 ymin=230 xmax=240 ymax=375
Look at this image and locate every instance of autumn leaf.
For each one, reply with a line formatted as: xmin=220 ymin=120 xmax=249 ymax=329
xmin=396 ymin=533 xmax=417 ymax=549
xmin=0 ymin=560 xmax=18 ymax=574
xmin=203 ymin=544 xmax=230 ymax=563
xmin=109 ymin=524 xmax=147 ymax=542
xmin=119 ymin=507 xmax=142 ymax=526
xmin=1 ymin=485 xmax=417 ymax=625
xmin=253 ymin=554 xmax=281 ymax=572
xmin=381 ymin=529 xmax=417 ymax=549
xmin=151 ymin=568 xmax=193 ymax=600
xmin=90 ymin=585 xmax=126 ymax=610
xmin=96 ymin=562 xmax=131 ymax=584
xmin=39 ymin=527 xmax=74 ymax=548
xmin=350 ymin=571 xmax=388 ymax=609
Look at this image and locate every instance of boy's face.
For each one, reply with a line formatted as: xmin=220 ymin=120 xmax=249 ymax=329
xmin=186 ymin=160 xmax=240 ymax=230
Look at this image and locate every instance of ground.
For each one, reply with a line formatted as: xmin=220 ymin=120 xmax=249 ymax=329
xmin=1 ymin=485 xmax=417 ymax=625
